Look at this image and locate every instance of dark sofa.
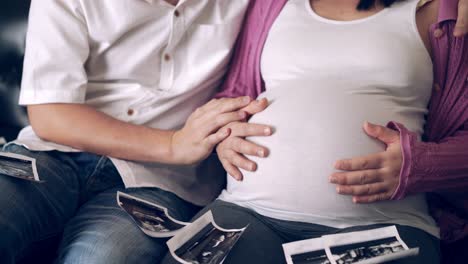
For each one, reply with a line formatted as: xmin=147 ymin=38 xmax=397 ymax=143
xmin=0 ymin=0 xmax=29 ymax=143
xmin=1 ymin=2 xmax=60 ymax=263
xmin=0 ymin=0 xmax=465 ymax=263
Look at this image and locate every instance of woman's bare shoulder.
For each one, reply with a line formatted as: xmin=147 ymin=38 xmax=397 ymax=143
xmin=416 ymin=0 xmax=439 ymax=55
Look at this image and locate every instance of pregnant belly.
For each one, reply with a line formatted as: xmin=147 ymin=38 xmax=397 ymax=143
xmin=223 ymin=87 xmax=426 ymax=221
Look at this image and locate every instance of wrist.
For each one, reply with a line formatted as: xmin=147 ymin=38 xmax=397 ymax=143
xmin=167 ymin=129 xmax=192 ymax=165
xmin=147 ymin=128 xmax=180 ymax=164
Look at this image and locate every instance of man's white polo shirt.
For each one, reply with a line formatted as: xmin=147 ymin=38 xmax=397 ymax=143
xmin=12 ymin=0 xmax=249 ymax=206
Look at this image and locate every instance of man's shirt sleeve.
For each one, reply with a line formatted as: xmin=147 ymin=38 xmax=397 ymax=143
xmin=19 ymin=0 xmax=90 ymax=105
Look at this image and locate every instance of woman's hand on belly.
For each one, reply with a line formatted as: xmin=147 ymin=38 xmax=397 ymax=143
xmin=329 ymin=122 xmax=403 ymax=204
xmin=216 ymin=99 xmax=273 ymax=181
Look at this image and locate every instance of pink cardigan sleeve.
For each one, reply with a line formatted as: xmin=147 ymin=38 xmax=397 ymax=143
xmin=390 ymin=20 xmax=468 ymax=200
xmin=215 ymin=1 xmax=286 ymax=99
xmin=390 ymin=122 xmax=468 ymax=198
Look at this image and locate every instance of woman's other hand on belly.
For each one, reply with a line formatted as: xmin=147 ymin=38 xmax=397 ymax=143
xmin=329 ymin=122 xmax=403 ymax=204
xmin=216 ymin=98 xmax=273 ymax=181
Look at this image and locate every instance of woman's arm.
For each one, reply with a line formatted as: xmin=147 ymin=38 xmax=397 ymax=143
xmin=214 ymin=1 xmax=286 ymax=179
xmin=331 ymin=0 xmax=468 ymax=202
xmin=390 ymin=122 xmax=468 ymax=197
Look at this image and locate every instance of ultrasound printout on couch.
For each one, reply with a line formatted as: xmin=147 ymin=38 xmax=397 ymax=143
xmin=0 ymin=152 xmax=40 ymax=181
xmin=168 ymin=211 xmax=247 ymax=264
xmin=117 ymin=191 xmax=190 ymax=238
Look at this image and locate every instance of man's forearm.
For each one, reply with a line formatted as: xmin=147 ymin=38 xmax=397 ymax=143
xmin=28 ymin=103 xmax=176 ymax=163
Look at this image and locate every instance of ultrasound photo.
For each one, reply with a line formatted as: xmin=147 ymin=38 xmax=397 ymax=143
xmin=291 ymin=249 xmax=331 ymax=264
xmin=175 ymin=223 xmax=243 ymax=264
xmin=283 ymin=226 xmax=419 ymax=264
xmin=117 ymin=192 xmax=188 ymax=238
xmin=330 ymin=237 xmax=404 ymax=264
xmin=0 ymin=152 xmax=40 ymax=181
xmin=168 ymin=211 xmax=246 ymax=264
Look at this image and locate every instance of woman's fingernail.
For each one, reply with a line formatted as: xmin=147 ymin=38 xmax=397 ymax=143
xmin=257 ymin=150 xmax=265 ymax=157
xmin=334 ymin=161 xmax=341 ymax=169
xmin=264 ymin=127 xmax=271 ymax=135
xmin=239 ymin=111 xmax=246 ymax=118
xmin=243 ymin=97 xmax=251 ymax=104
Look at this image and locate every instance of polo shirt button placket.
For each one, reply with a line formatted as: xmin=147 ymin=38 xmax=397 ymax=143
xmin=159 ymin=7 xmax=183 ymax=91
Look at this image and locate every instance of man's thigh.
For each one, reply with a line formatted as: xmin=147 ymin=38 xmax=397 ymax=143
xmin=162 ymin=200 xmax=287 ymax=264
xmin=0 ymin=145 xmax=82 ymax=263
xmin=56 ymin=187 xmax=201 ymax=264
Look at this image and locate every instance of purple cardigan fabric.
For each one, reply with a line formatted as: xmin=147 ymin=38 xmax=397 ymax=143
xmin=217 ymin=0 xmax=468 ymax=242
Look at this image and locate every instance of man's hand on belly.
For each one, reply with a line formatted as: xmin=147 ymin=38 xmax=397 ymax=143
xmin=216 ymin=98 xmax=272 ymax=181
xmin=329 ymin=122 xmax=403 ymax=204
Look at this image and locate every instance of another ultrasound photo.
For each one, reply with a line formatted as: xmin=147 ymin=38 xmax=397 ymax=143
xmin=330 ymin=237 xmax=405 ymax=264
xmin=291 ymin=249 xmax=331 ymax=264
xmin=175 ymin=223 xmax=244 ymax=264
xmin=0 ymin=152 xmax=39 ymax=181
xmin=117 ymin=192 xmax=187 ymax=237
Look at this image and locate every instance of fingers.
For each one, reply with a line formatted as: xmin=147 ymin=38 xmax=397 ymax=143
xmin=219 ymin=158 xmax=244 ymax=181
xmin=229 ymin=122 xmax=272 ymax=138
xmin=454 ymin=0 xmax=468 ymax=37
xmin=218 ymin=139 xmax=258 ymax=170
xmin=224 ymin=136 xmax=269 ymax=157
xmin=336 ymin=182 xmax=388 ymax=196
xmin=203 ymin=97 xmax=252 ymax=115
xmin=240 ymin=98 xmax=269 ymax=115
xmin=352 ymin=193 xmax=394 ymax=204
xmin=335 ymin=180 xmax=394 ymax=204
xmin=334 ymin=153 xmax=383 ymax=171
xmin=330 ymin=169 xmax=381 ymax=185
xmin=204 ymin=127 xmax=231 ymax=147
xmin=199 ymin=111 xmax=247 ymax=136
xmin=224 ymin=148 xmax=256 ymax=170
xmin=216 ymin=136 xmax=260 ymax=180
xmin=363 ymin=121 xmax=400 ymax=144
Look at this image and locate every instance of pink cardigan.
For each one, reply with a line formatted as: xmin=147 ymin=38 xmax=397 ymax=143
xmin=217 ymin=0 xmax=468 ymax=242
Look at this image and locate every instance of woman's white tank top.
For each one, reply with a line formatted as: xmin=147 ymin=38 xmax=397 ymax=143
xmin=219 ymin=0 xmax=438 ymax=237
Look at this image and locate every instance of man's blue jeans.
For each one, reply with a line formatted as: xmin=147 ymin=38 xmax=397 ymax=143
xmin=0 ymin=144 xmax=200 ymax=264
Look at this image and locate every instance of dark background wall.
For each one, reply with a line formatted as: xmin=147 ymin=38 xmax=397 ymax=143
xmin=0 ymin=0 xmax=31 ymax=141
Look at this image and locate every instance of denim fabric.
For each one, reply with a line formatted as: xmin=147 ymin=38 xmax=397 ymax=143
xmin=0 ymin=145 xmax=200 ymax=264
xmin=162 ymin=200 xmax=440 ymax=264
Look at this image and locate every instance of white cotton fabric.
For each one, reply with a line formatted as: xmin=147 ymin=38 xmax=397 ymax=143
xmin=12 ymin=0 xmax=249 ymax=206
xmin=220 ymin=0 xmax=439 ymax=237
